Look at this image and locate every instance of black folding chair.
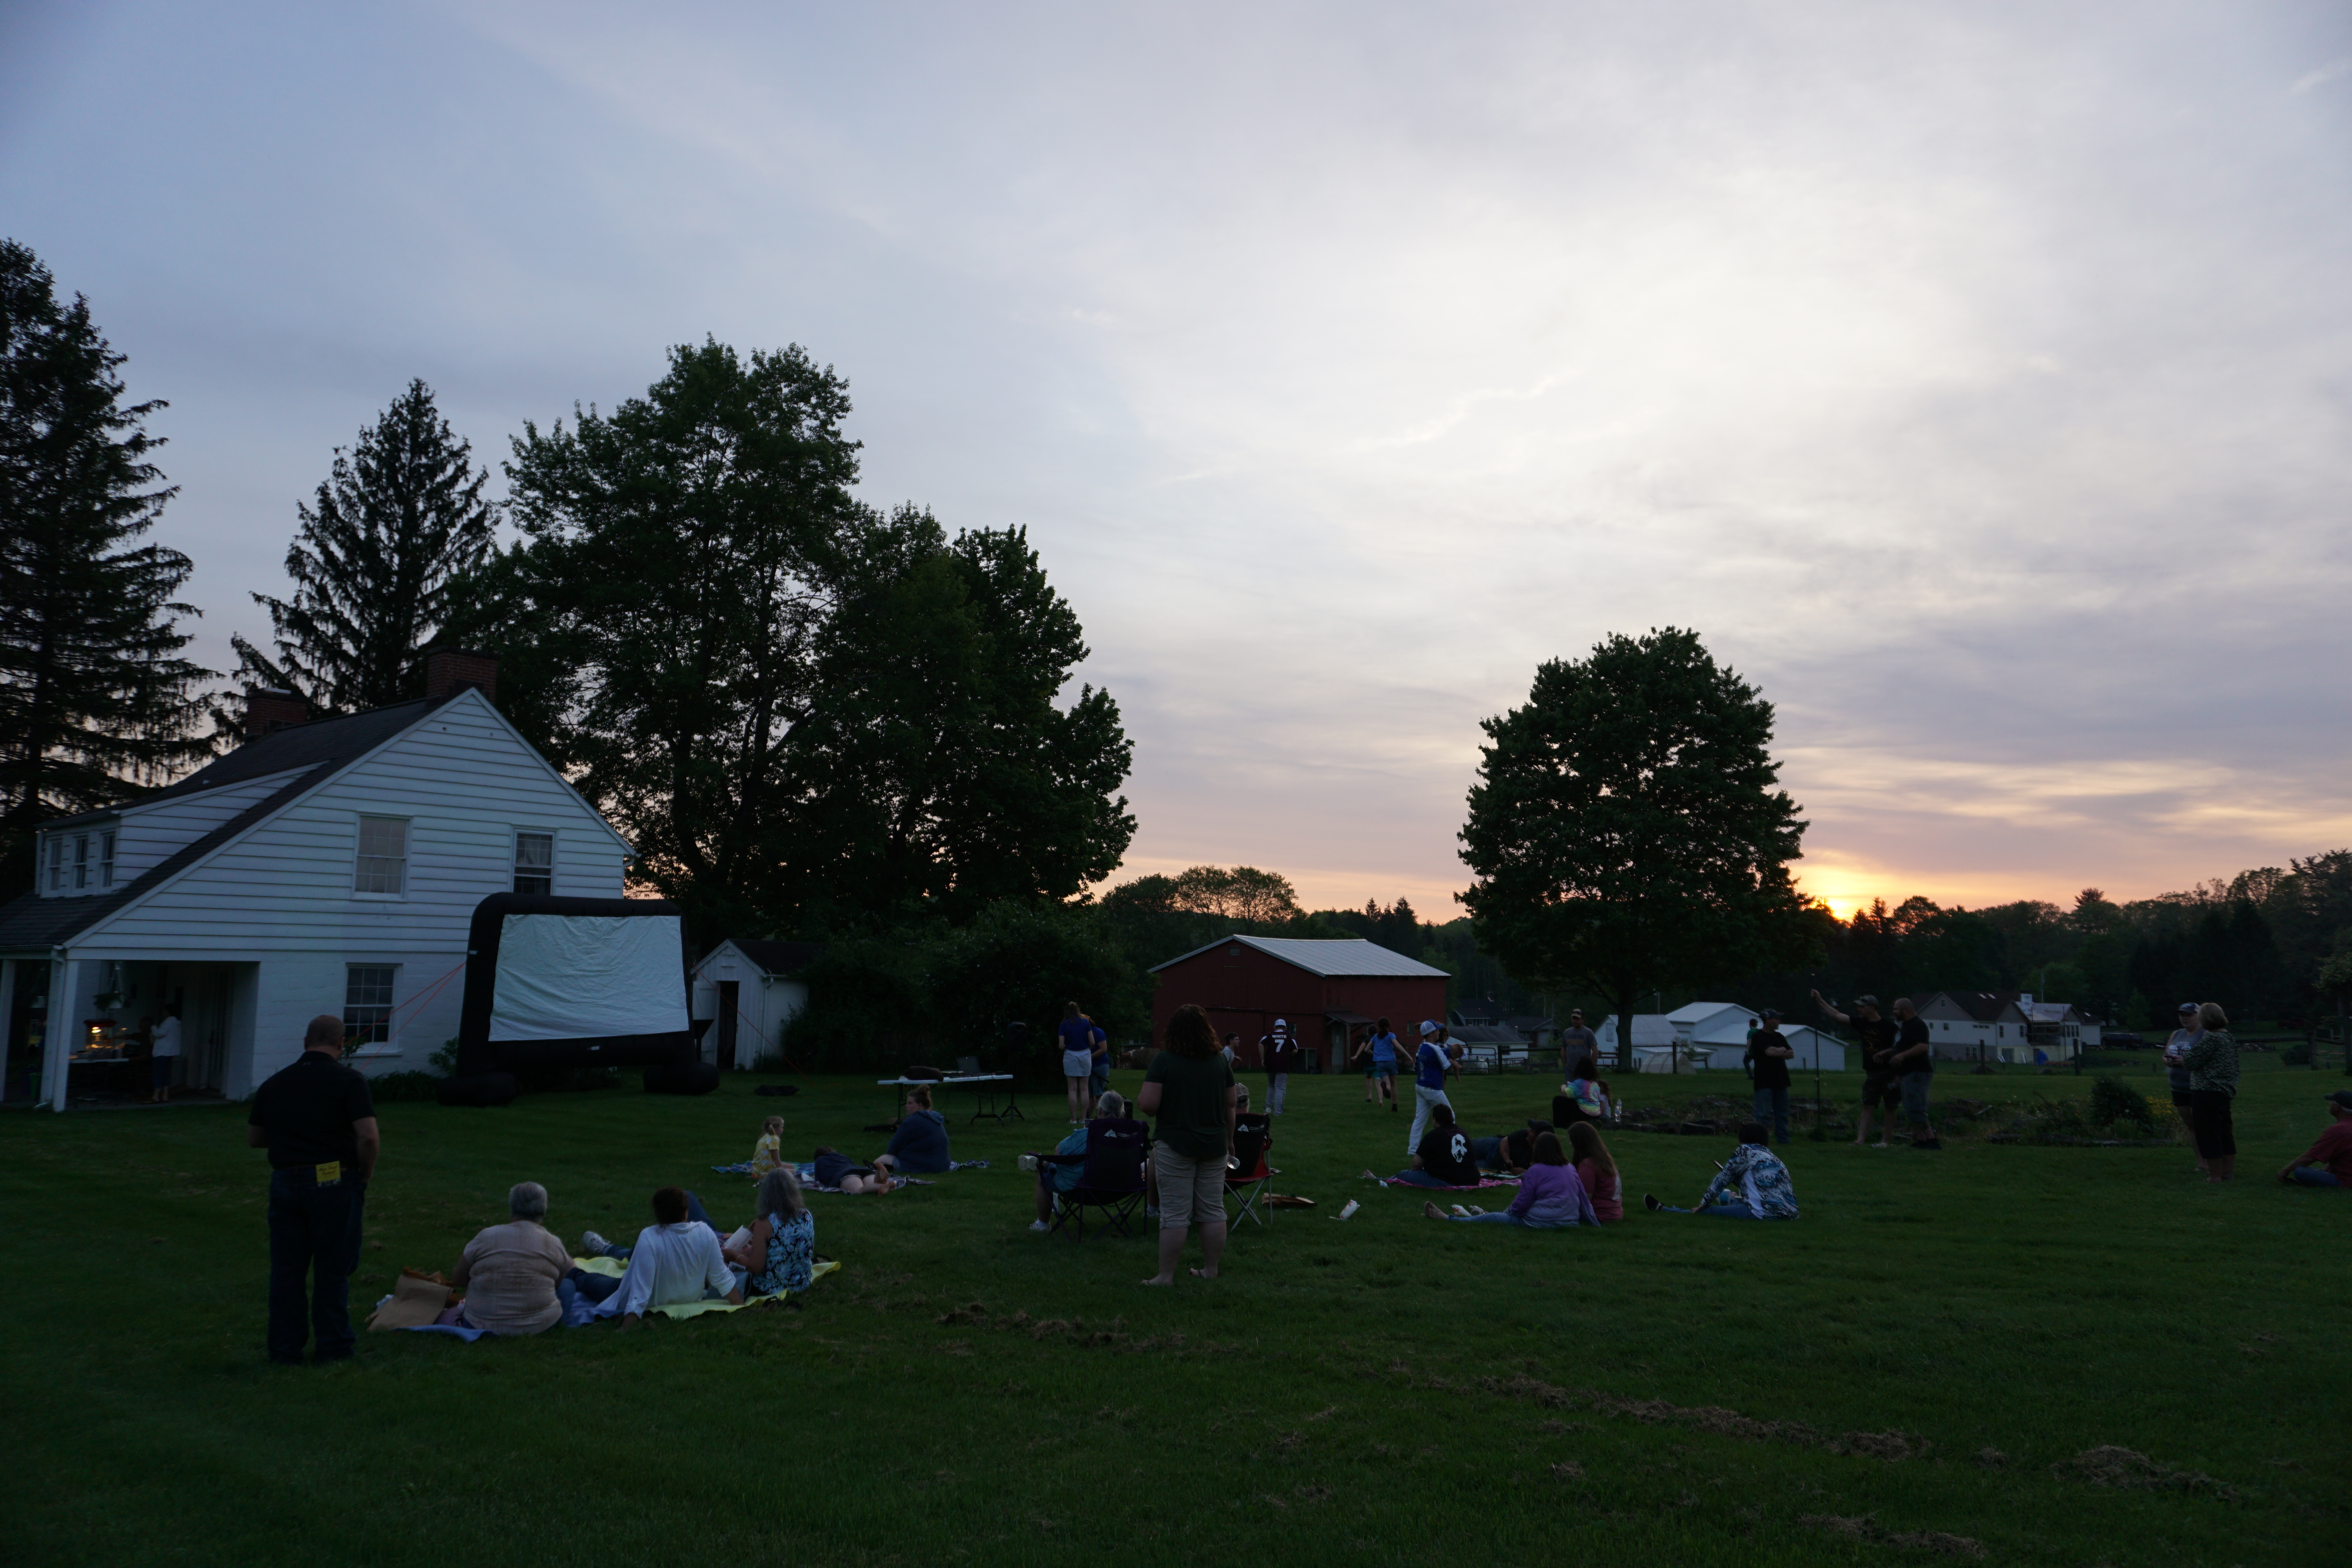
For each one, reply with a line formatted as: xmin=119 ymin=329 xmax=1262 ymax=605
xmin=1224 ymin=1113 xmax=1276 ymax=1227
xmin=1040 ymin=1117 xmax=1151 ymax=1240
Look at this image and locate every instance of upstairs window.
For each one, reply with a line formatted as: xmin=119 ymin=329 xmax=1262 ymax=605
xmin=354 ymin=816 xmax=408 ymax=895
xmin=343 ymin=965 xmax=397 ymax=1046
xmin=100 ymin=831 xmax=116 ymax=889
xmin=73 ymin=835 xmax=90 ymax=889
xmin=46 ymin=837 xmax=63 ymax=891
xmin=513 ymin=831 xmax=554 ymax=897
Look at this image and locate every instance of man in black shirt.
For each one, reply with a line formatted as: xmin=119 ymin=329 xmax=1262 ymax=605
xmin=1744 ymin=1009 xmax=1795 ymax=1143
xmin=1814 ymin=990 xmax=1899 ymax=1148
xmin=247 ymin=1014 xmax=381 ymax=1364
xmin=1887 ymin=998 xmax=1939 ymax=1149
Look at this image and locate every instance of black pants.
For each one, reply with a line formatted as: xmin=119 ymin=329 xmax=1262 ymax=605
xmin=268 ymin=1168 xmax=366 ymax=1363
xmin=2190 ymin=1090 xmax=2235 ymax=1158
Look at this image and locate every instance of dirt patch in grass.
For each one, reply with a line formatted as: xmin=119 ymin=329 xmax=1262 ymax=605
xmin=1470 ymin=1373 xmax=1929 ymax=1460
xmin=1800 ymin=1514 xmax=1988 ymax=1557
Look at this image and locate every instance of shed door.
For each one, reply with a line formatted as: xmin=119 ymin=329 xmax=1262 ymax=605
xmin=717 ymin=981 xmax=740 ymax=1071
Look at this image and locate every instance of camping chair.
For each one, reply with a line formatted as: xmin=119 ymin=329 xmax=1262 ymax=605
xmin=1225 ymin=1113 xmax=1276 ymax=1227
xmin=1041 ymin=1117 xmax=1151 ymax=1240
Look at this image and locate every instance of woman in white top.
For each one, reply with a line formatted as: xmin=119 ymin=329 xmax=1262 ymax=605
xmin=147 ymin=1004 xmax=183 ymax=1103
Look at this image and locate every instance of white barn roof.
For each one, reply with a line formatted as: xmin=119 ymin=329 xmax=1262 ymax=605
xmin=1150 ymin=933 xmax=1450 ymax=979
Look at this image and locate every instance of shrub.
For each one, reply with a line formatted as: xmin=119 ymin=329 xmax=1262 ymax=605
xmin=2089 ymin=1075 xmax=2154 ymax=1131
xmin=428 ymin=1038 xmax=460 ymax=1075
xmin=368 ymin=1071 xmax=444 ymax=1103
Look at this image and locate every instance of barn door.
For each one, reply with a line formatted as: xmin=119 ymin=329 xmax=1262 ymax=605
xmin=717 ymin=981 xmax=740 ymax=1071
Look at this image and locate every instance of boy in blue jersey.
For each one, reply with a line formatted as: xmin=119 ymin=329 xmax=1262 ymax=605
xmin=1406 ymin=1021 xmax=1456 ymax=1155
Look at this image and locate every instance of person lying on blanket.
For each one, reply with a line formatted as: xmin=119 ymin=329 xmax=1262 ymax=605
xmin=1367 ymin=1101 xmax=1480 ymax=1188
xmin=1420 ymin=1132 xmax=1599 ymax=1227
xmin=572 ymin=1187 xmax=742 ymax=1327
xmin=722 ymin=1168 xmax=815 ymax=1295
xmin=812 ymin=1146 xmax=895 ymax=1194
xmin=1471 ymin=1119 xmax=1550 ymax=1175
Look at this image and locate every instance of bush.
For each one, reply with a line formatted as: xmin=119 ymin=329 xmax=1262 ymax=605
xmin=368 ymin=1071 xmax=445 ymax=1103
xmin=2089 ymin=1075 xmax=2155 ymax=1131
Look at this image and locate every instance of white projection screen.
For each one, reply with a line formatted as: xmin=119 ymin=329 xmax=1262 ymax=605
xmin=487 ymin=912 xmax=686 ymax=1043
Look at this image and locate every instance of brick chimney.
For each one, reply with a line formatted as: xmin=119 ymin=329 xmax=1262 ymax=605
xmin=242 ymin=688 xmax=310 ymax=739
xmin=423 ymin=647 xmax=498 ymax=704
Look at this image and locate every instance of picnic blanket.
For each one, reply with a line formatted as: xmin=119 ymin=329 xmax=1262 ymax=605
xmin=710 ymin=1158 xmax=985 ymax=1186
xmin=380 ymin=1258 xmax=841 ymax=1337
xmin=1377 ymin=1176 xmax=1520 ymax=1191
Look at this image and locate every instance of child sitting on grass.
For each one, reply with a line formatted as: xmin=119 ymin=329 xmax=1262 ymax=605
xmin=751 ymin=1116 xmax=786 ymax=1177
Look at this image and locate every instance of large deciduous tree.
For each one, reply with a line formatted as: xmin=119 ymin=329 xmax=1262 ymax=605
xmin=0 ymin=239 xmax=212 ymax=885
xmin=780 ymin=508 xmax=1134 ymax=930
xmin=233 ymin=379 xmax=495 ymax=714
xmin=1459 ymin=628 xmax=1813 ymax=1070
xmin=465 ymin=339 xmax=859 ymax=943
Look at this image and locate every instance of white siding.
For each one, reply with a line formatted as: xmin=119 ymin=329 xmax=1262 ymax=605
xmin=690 ymin=941 xmax=810 ymax=1070
xmin=110 ymin=767 xmax=314 ymax=882
xmin=64 ymin=690 xmax=631 ymax=1079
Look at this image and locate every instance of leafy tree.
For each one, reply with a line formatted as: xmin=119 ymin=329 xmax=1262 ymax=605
xmin=232 ymin=379 xmax=495 ymax=714
xmin=779 ymin=511 xmax=1133 ymax=930
xmin=1459 ymin=629 xmax=1814 ymax=1069
xmin=0 ymin=239 xmax=212 ymax=884
xmin=457 ymin=339 xmax=862 ymax=944
xmin=925 ymin=900 xmax=1147 ymax=1073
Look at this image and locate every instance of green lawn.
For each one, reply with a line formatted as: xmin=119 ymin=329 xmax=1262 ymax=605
xmin=2 ymin=1062 xmax=2345 ymax=1566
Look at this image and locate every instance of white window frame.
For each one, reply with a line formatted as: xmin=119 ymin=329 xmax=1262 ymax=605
xmin=343 ymin=963 xmax=401 ymax=1056
xmin=45 ymin=836 xmax=64 ymax=891
xmin=512 ymin=829 xmax=555 ymax=897
xmin=99 ymin=831 xmax=116 ymax=889
xmin=73 ymin=834 xmax=90 ymax=889
xmin=353 ymin=815 xmax=410 ymax=898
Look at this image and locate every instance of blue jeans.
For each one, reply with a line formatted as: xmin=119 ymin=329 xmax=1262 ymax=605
xmin=1391 ymin=1169 xmax=1456 ymax=1189
xmin=1656 ymin=1200 xmax=1771 ymax=1219
xmin=267 ymin=1167 xmax=367 ymax=1362
xmin=1753 ymin=1087 xmax=1789 ymax=1143
xmin=1454 ymin=1210 xmax=1527 ymax=1225
xmin=2288 ymin=1168 xmax=2342 ymax=1187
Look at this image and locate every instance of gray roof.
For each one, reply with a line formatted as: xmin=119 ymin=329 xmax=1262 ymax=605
xmin=1 ymin=697 xmax=457 ymax=953
xmin=1149 ymin=933 xmax=1450 ymax=979
xmin=704 ymin=938 xmax=827 ymax=976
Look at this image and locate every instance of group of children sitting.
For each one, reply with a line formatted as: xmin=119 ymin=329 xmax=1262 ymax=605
xmin=1368 ymin=1100 xmax=1625 ymax=1227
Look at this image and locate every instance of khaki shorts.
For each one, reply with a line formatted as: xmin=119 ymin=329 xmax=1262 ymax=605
xmin=1153 ymin=1144 xmax=1228 ymax=1230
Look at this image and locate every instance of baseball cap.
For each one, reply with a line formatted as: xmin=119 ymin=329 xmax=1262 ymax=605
xmin=2325 ymin=1091 xmax=2352 ymax=1111
xmin=1274 ymin=1018 xmax=1287 ymax=1029
xmin=1419 ymin=1020 xmax=1439 ymax=1036
xmin=2176 ymin=1002 xmax=2199 ymax=1014
xmin=1760 ymin=1008 xmax=1782 ymax=1020
xmin=1852 ymin=994 xmax=1879 ymax=1009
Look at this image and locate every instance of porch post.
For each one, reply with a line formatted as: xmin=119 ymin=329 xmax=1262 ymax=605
xmin=0 ymin=960 xmax=15 ymax=1102
xmin=45 ymin=951 xmax=79 ymax=1112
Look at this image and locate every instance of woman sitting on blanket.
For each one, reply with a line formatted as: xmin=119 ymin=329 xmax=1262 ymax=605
xmin=723 ymin=1168 xmax=815 ymax=1294
xmin=1365 ymin=1101 xmax=1480 ymax=1188
xmin=812 ymin=1146 xmax=895 ymax=1195
xmin=1556 ymin=1057 xmax=1612 ymax=1124
xmin=1568 ymin=1119 xmax=1624 ymax=1223
xmin=572 ymin=1187 xmax=743 ymax=1327
xmin=1421 ymin=1131 xmax=1599 ymax=1227
xmin=877 ymin=1085 xmax=952 ymax=1176
xmin=1028 ymin=1090 xmax=1130 ymax=1231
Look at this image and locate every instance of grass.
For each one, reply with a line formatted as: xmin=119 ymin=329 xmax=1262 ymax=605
xmin=2 ymin=1061 xmax=2346 ymax=1566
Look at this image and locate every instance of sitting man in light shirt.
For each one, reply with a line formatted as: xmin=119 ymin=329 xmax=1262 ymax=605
xmin=449 ymin=1181 xmax=575 ymax=1335
xmin=574 ymin=1185 xmax=741 ymax=1328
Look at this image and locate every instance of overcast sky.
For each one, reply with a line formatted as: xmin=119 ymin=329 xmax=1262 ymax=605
xmin=6 ymin=2 xmax=2349 ymax=917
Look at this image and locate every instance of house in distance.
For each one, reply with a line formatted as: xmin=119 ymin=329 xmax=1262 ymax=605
xmin=1148 ymin=934 xmax=1450 ymax=1070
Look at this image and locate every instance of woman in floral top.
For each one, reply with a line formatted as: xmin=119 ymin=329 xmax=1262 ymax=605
xmin=1643 ymin=1123 xmax=1800 ymax=1219
xmin=2183 ymin=1001 xmax=2240 ymax=1182
xmin=725 ymin=1168 xmax=816 ymax=1294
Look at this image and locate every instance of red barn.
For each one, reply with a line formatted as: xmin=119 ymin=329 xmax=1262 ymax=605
xmin=1149 ymin=935 xmax=1450 ymax=1071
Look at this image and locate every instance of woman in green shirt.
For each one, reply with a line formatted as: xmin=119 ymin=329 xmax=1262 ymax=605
xmin=1139 ymin=1003 xmax=1237 ymax=1285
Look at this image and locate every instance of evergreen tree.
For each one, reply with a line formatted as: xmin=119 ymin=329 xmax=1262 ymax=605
xmin=233 ymin=379 xmax=495 ymax=714
xmin=0 ymin=239 xmax=213 ymax=885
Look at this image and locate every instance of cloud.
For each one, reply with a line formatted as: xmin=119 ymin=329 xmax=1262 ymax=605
xmin=2290 ymin=56 xmax=2352 ymax=94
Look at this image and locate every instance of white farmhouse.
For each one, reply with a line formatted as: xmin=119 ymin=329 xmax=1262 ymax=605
xmin=0 ymin=655 xmax=632 ymax=1110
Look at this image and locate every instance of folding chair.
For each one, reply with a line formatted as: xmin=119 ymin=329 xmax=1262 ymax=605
xmin=1041 ymin=1117 xmax=1151 ymax=1240
xmin=1224 ymin=1113 xmax=1275 ymax=1227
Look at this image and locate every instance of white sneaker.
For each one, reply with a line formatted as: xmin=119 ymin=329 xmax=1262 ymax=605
xmin=1027 ymin=1219 xmax=1051 ymax=1232
xmin=579 ymin=1229 xmax=609 ymax=1256
xmin=1449 ymin=1204 xmax=1470 ymax=1217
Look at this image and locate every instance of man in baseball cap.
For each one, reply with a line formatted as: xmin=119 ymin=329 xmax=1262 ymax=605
xmin=1406 ymin=1021 xmax=1455 ymax=1156
xmin=2278 ymin=1091 xmax=2352 ymax=1188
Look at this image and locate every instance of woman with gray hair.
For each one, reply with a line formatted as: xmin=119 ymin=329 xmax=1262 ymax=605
xmin=450 ymin=1181 xmax=575 ymax=1334
xmin=723 ymin=1166 xmax=816 ymax=1296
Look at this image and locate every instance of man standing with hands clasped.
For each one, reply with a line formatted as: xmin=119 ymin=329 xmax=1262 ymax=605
xmin=247 ymin=1014 xmax=380 ymax=1365
xmin=1745 ymin=1009 xmax=1795 ymax=1144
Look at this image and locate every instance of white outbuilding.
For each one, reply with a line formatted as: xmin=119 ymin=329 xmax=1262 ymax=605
xmin=690 ymin=938 xmax=825 ymax=1070
xmin=0 ymin=655 xmax=633 ymax=1109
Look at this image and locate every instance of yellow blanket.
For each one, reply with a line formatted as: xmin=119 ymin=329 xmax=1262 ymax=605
xmin=570 ymin=1255 xmax=839 ymax=1319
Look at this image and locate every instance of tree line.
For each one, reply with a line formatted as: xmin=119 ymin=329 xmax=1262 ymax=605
xmin=0 ymin=241 xmax=1134 ymax=1002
